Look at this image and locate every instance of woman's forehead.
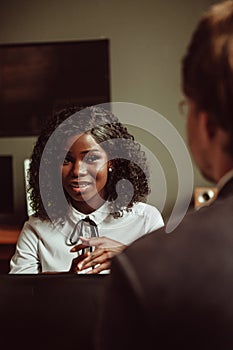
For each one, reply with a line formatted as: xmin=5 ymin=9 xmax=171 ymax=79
xmin=65 ymin=133 xmax=106 ymax=153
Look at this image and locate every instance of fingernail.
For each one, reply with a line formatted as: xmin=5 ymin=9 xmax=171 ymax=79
xmin=78 ymin=262 xmax=83 ymax=270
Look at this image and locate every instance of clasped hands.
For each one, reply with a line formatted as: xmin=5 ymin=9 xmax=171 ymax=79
xmin=69 ymin=236 xmax=126 ymax=274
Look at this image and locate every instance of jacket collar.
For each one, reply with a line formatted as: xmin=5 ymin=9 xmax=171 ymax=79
xmin=217 ymin=170 xmax=233 ymax=199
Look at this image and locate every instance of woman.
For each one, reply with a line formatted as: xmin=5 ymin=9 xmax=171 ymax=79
xmin=10 ymin=105 xmax=164 ymax=274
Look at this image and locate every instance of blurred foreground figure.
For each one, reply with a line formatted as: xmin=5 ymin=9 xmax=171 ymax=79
xmin=96 ymin=1 xmax=233 ymax=349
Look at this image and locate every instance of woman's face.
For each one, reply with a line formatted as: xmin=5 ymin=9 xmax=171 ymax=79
xmin=62 ymin=133 xmax=109 ymax=214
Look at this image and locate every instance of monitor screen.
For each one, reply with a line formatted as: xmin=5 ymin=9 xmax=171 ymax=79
xmin=0 ymin=155 xmax=13 ymax=214
xmin=0 ymin=39 xmax=110 ymax=136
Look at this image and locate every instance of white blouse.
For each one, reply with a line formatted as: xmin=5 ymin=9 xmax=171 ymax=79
xmin=9 ymin=202 xmax=164 ymax=274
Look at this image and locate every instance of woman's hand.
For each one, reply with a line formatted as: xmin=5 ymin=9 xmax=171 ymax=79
xmin=69 ymin=245 xmax=89 ymax=274
xmin=70 ymin=237 xmax=126 ymax=274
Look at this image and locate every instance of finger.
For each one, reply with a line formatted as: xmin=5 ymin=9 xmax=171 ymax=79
xmin=79 ymin=250 xmax=114 ymax=270
xmin=70 ymin=243 xmax=89 ymax=252
xmin=85 ymin=236 xmax=112 ymax=248
xmin=78 ymin=248 xmax=105 ymax=268
xmin=79 ymin=237 xmax=91 ymax=246
xmin=70 ymin=253 xmax=88 ymax=273
xmin=88 ymin=237 xmax=123 ymax=249
xmin=86 ymin=261 xmax=111 ymax=274
xmin=83 ymin=247 xmax=104 ymax=261
xmin=81 ymin=237 xmax=103 ymax=247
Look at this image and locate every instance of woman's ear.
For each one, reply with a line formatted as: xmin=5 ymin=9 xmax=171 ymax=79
xmin=108 ymin=161 xmax=113 ymax=172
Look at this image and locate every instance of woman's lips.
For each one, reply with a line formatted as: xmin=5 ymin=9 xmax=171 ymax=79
xmin=70 ymin=182 xmax=91 ymax=192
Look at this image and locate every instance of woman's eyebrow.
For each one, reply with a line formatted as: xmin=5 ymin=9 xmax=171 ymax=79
xmin=80 ymin=149 xmax=102 ymax=154
xmin=65 ymin=148 xmax=102 ymax=154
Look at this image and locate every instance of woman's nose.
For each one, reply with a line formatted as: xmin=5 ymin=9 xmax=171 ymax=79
xmin=72 ymin=160 xmax=88 ymax=177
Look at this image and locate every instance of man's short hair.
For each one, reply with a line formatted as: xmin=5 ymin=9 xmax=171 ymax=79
xmin=182 ymin=0 xmax=233 ymax=155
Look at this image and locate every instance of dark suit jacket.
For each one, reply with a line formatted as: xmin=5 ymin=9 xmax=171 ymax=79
xmin=96 ymin=178 xmax=233 ymax=350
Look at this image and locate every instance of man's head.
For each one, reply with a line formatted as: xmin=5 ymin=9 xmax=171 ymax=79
xmin=181 ymin=0 xmax=233 ymax=182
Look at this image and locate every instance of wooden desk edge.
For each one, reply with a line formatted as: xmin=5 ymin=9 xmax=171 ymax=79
xmin=0 ymin=227 xmax=21 ymax=244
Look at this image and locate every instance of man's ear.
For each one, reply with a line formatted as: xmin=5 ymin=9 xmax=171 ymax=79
xmin=199 ymin=111 xmax=230 ymax=155
xmin=199 ymin=111 xmax=218 ymax=143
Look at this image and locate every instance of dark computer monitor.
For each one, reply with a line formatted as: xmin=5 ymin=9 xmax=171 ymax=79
xmin=0 ymin=155 xmax=14 ymax=217
xmin=0 ymin=39 xmax=110 ymax=137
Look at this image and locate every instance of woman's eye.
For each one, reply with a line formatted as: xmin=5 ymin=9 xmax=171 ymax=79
xmin=86 ymin=154 xmax=99 ymax=163
xmin=63 ymin=156 xmax=72 ymax=165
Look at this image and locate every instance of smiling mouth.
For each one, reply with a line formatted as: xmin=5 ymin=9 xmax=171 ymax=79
xmin=70 ymin=182 xmax=91 ymax=189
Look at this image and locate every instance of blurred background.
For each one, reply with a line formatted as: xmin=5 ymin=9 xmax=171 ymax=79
xmin=0 ymin=0 xmax=217 ymax=226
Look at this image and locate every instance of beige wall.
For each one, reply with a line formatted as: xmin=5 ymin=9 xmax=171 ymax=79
xmin=0 ymin=0 xmax=216 ymax=222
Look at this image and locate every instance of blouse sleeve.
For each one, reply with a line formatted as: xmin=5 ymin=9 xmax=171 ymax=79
xmin=145 ymin=204 xmax=164 ymax=233
xmin=9 ymin=218 xmax=41 ymax=274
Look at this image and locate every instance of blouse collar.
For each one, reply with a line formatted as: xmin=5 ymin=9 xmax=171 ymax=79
xmin=69 ymin=201 xmax=111 ymax=226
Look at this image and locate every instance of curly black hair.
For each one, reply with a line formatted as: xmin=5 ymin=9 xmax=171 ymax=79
xmin=28 ymin=105 xmax=150 ymax=221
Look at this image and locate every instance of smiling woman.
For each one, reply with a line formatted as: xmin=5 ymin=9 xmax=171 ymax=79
xmin=62 ymin=133 xmax=109 ymax=214
xmin=9 ymin=105 xmax=164 ymax=274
